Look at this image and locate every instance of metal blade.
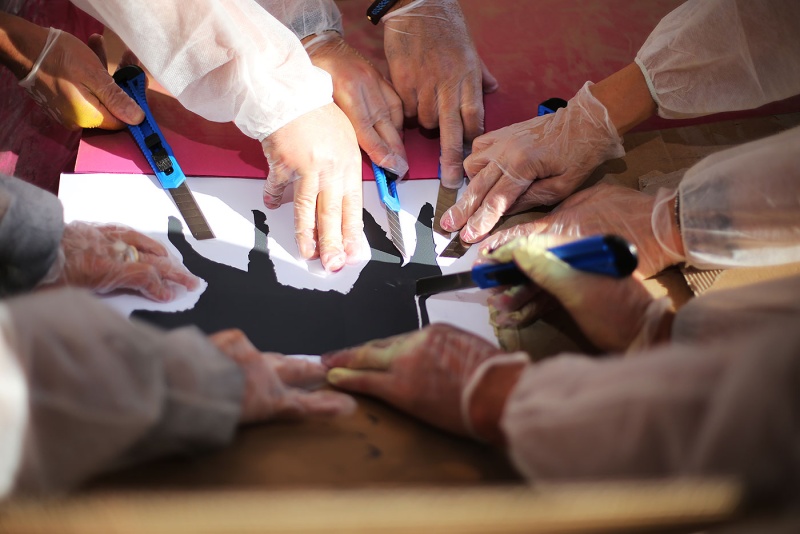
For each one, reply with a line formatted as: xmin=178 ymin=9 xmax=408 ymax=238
xmin=439 ymin=234 xmax=472 ymax=258
xmin=416 ymin=271 xmax=476 ymax=296
xmin=433 ymin=184 xmax=458 ymax=237
xmin=168 ymin=182 xmax=215 ymax=240
xmin=386 ymin=207 xmax=407 ymax=259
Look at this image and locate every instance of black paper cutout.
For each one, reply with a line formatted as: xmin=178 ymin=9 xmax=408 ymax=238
xmin=132 ymin=204 xmax=442 ymax=354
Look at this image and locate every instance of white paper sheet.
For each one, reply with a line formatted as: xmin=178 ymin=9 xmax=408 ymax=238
xmin=59 ymin=173 xmax=497 ymax=351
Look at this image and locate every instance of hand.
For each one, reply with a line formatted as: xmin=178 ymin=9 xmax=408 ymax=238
xmin=47 ymin=221 xmax=200 ymax=302
xmin=261 ymin=102 xmax=363 ymax=272
xmin=440 ymin=82 xmax=624 ymax=243
xmin=305 ymin=32 xmax=408 ymax=178
xmin=209 ymin=329 xmax=356 ymax=423
xmin=480 ymin=183 xmax=686 ymax=278
xmin=322 ymin=324 xmax=526 ymax=437
xmin=485 ymin=235 xmax=663 ymax=352
xmin=8 ymin=19 xmax=144 ymax=130
xmin=382 ymin=0 xmax=498 ymax=188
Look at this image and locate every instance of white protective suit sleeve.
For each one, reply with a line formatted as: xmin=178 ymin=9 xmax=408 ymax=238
xmin=500 ymin=275 xmax=800 ymax=497
xmin=254 ymin=0 xmax=343 ymax=41
xmin=635 ymin=0 xmax=800 ymax=119
xmin=0 ymin=289 xmax=243 ymax=497
xmin=652 ymin=125 xmax=800 ymax=270
xmin=0 ymin=175 xmax=63 ymax=296
xmin=69 ymin=0 xmax=333 ymax=140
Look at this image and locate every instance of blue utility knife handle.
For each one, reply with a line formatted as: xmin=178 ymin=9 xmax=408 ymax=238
xmin=113 ymin=65 xmax=186 ymax=190
xmin=372 ymin=162 xmax=401 ymax=212
xmin=537 ymin=97 xmax=568 ymax=117
xmin=472 ymin=234 xmax=638 ymax=288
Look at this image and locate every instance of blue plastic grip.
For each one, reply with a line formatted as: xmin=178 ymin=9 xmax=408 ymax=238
xmin=471 ymin=234 xmax=638 ymax=289
xmin=113 ymin=65 xmax=185 ymax=190
xmin=372 ymin=162 xmax=401 ymax=212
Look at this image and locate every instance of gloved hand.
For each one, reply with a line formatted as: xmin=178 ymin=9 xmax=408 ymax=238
xmin=44 ymin=221 xmax=200 ymax=302
xmin=15 ymin=24 xmax=144 ymax=130
xmin=382 ymin=0 xmax=499 ymax=188
xmin=485 ymin=235 xmax=672 ymax=352
xmin=480 ymin=183 xmax=686 ymax=278
xmin=209 ymin=329 xmax=356 ymax=423
xmin=323 ymin=324 xmax=527 ymax=437
xmin=304 ymin=32 xmax=408 ymax=178
xmin=440 ymin=82 xmax=625 ymax=243
xmin=261 ymin=102 xmax=364 ymax=272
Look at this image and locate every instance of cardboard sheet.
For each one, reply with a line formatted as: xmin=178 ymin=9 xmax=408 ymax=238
xmin=59 ymin=174 xmax=495 ymax=354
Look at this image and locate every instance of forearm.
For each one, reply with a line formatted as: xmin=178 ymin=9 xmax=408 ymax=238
xmin=3 ymin=289 xmax=243 ymax=495
xmin=589 ymin=63 xmax=656 ymax=135
xmin=0 ymin=175 xmax=64 ymax=296
xmin=70 ymin=0 xmax=333 ymax=139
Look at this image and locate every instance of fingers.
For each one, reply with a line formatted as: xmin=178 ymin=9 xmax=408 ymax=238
xmin=262 ymin=164 xmax=297 ymax=209
xmin=321 ymin=344 xmax=392 ymax=372
xmin=87 ymin=34 xmax=107 ymax=68
xmin=440 ymin=161 xmax=502 ymax=233
xmin=487 ymin=283 xmax=543 ymax=314
xmin=358 ymin=117 xmax=408 ymax=178
xmin=326 ymin=368 xmax=393 ymax=399
xmin=146 ymin=256 xmax=201 ymax=291
xmin=113 ymin=227 xmax=168 ymax=256
xmin=314 ymin=176 xmax=347 ymax=273
xmin=341 ymin=183 xmax=364 ymax=263
xmin=459 ymin=173 xmax=533 ymax=243
xmin=87 ymin=71 xmax=145 ymax=129
xmin=271 ymin=356 xmax=328 ymax=389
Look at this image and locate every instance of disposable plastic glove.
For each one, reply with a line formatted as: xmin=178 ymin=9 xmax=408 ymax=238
xmin=480 ymin=183 xmax=685 ymax=279
xmin=323 ymin=324 xmax=527 ymax=437
xmin=15 ymin=26 xmax=144 ymax=130
xmin=261 ymin=102 xmax=363 ymax=272
xmin=209 ymin=329 xmax=356 ymax=423
xmin=304 ymin=32 xmax=408 ymax=178
xmin=485 ymin=235 xmax=671 ymax=352
xmin=382 ymin=0 xmax=498 ymax=188
xmin=44 ymin=221 xmax=200 ymax=302
xmin=441 ymin=82 xmax=624 ymax=243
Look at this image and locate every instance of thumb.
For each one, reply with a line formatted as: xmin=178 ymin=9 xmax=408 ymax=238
xmin=98 ymin=81 xmax=145 ymax=127
xmin=511 ymin=244 xmax=575 ymax=293
xmin=481 ymin=60 xmax=499 ymax=94
xmin=327 ymin=368 xmax=392 ymax=398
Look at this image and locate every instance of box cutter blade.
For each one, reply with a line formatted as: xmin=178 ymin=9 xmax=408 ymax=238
xmin=372 ymin=163 xmax=407 ymax=259
xmin=416 ymin=234 xmax=638 ymax=296
xmin=113 ymin=65 xmax=214 ymax=240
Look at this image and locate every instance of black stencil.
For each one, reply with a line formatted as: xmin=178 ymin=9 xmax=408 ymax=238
xmin=132 ymin=204 xmax=441 ymax=354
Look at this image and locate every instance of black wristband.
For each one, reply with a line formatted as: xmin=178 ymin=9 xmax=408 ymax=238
xmin=367 ymin=0 xmax=402 ymax=25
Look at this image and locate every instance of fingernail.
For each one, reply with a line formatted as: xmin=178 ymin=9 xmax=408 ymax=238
xmin=263 ymin=191 xmax=281 ymax=208
xmin=461 ymin=227 xmax=476 ymax=243
xmin=322 ymin=252 xmax=346 ymax=273
xmin=440 ymin=212 xmax=454 ymax=232
xmin=379 ymin=154 xmax=409 ymax=178
xmin=296 ymin=236 xmax=316 ymax=260
xmin=327 ymin=368 xmax=347 ymax=385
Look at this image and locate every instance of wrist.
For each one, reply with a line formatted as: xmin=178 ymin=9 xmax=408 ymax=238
xmin=652 ymin=188 xmax=686 ymax=262
xmin=0 ymin=13 xmax=47 ymax=80
xmin=467 ymin=359 xmax=526 ymax=446
xmin=589 ymin=62 xmax=656 ymax=135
